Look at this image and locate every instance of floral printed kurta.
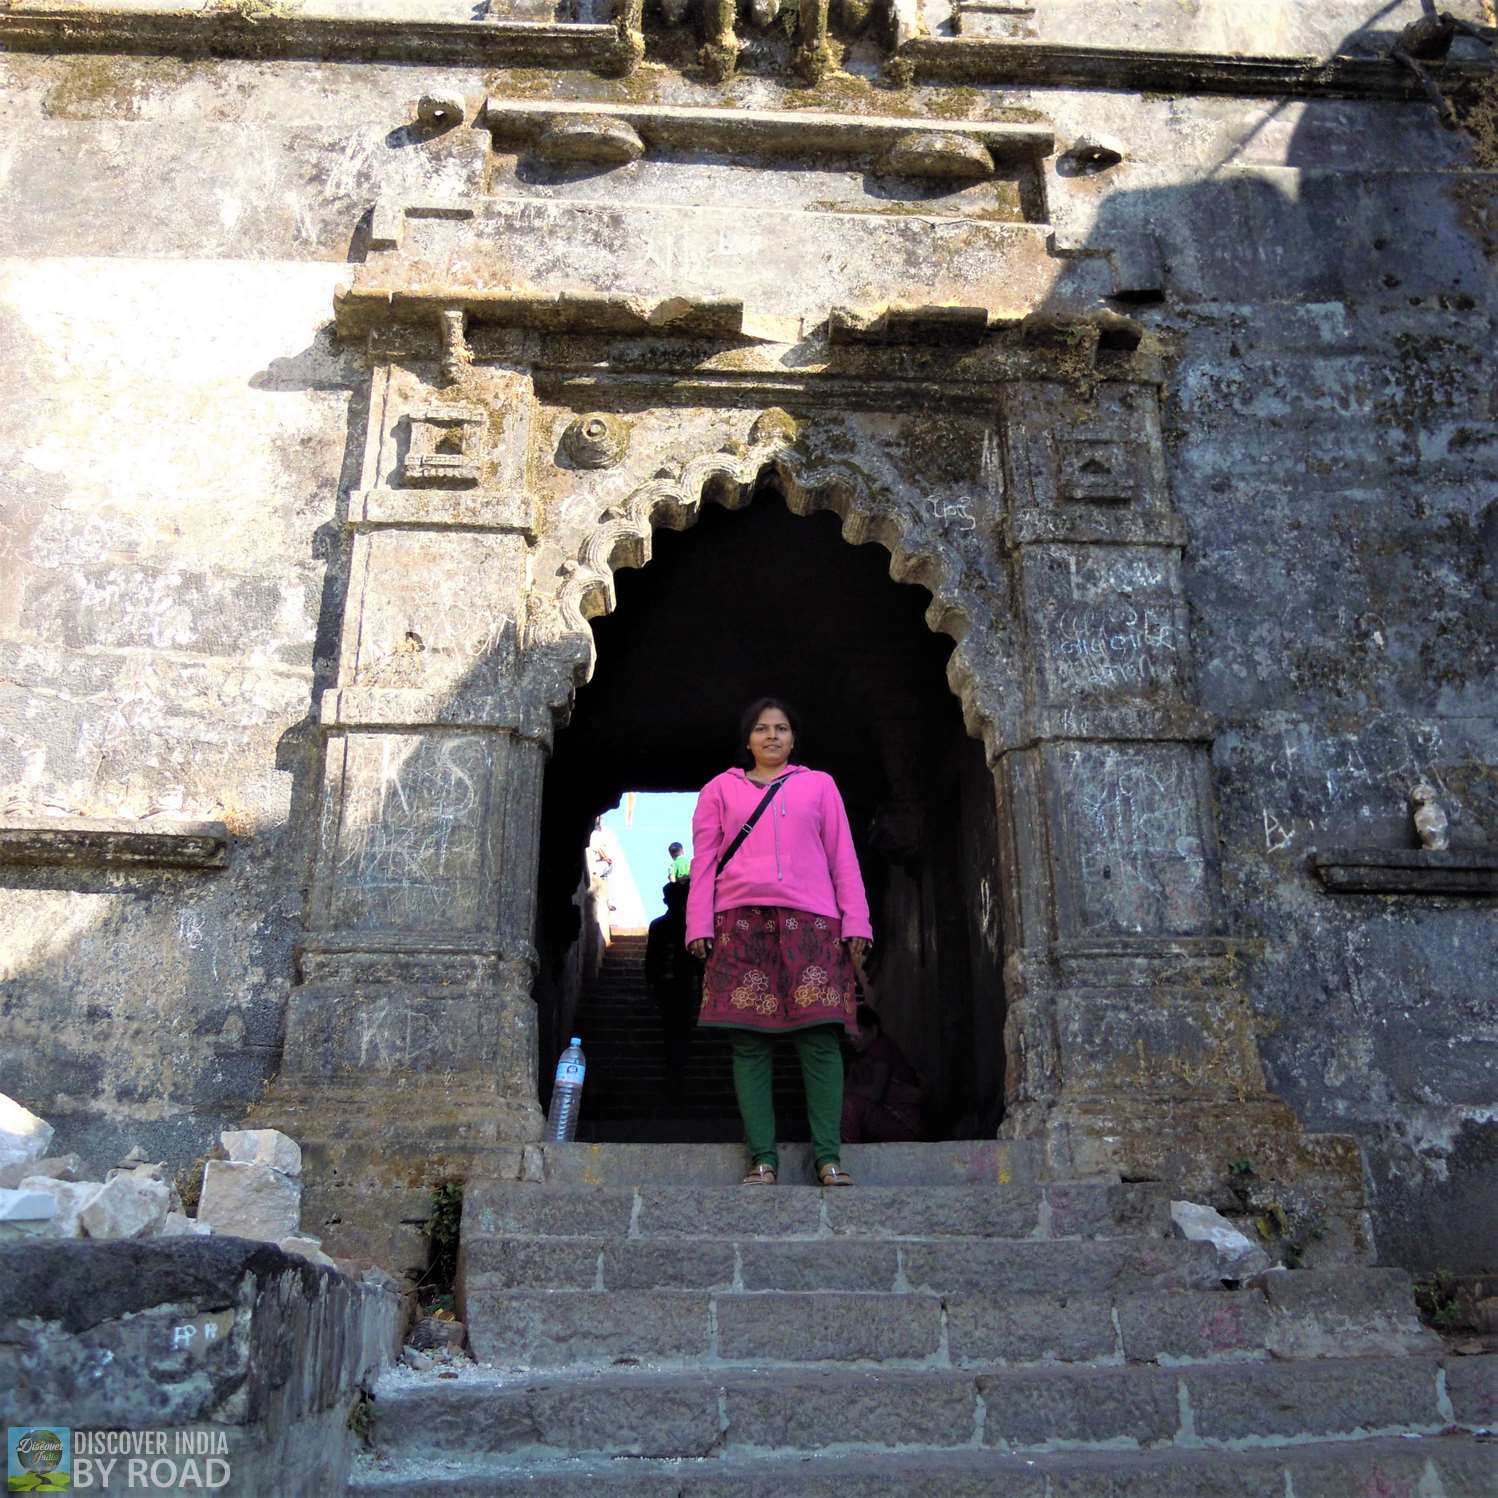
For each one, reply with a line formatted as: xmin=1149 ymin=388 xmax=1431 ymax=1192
xmin=698 ymin=904 xmax=858 ymax=1036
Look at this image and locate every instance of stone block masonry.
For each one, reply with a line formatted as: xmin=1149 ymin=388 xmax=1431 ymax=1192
xmin=0 ymin=0 xmax=1493 ymax=1277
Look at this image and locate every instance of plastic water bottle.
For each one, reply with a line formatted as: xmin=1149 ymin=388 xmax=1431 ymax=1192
xmin=545 ymin=1037 xmax=586 ymax=1142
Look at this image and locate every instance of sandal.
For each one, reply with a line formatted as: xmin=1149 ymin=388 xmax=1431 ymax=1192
xmin=742 ymin=1163 xmax=777 ymax=1185
xmin=818 ymin=1162 xmax=854 ymax=1187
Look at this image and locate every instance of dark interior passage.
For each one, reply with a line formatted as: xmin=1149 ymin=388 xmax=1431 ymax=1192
xmin=536 ymin=475 xmax=1006 ymax=1140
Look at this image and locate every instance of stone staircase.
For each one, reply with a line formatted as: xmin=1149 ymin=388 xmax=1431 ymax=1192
xmin=348 ymin=1143 xmax=1494 ymax=1494
xmin=568 ymin=935 xmax=807 ymax=1141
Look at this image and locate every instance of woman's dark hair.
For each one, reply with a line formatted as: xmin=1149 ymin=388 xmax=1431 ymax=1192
xmin=738 ymin=696 xmax=802 ymax=765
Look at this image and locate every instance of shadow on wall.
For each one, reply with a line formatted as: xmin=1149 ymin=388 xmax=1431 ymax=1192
xmin=1046 ymin=45 xmax=1498 ymax=1273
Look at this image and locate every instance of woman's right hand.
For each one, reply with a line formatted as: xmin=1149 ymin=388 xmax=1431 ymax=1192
xmin=687 ymin=938 xmax=713 ymax=960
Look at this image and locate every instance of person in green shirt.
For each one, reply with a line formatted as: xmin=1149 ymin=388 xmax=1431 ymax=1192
xmin=667 ymin=841 xmax=691 ymax=883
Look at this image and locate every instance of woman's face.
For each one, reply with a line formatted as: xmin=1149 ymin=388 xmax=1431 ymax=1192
xmin=747 ymin=709 xmax=794 ymax=772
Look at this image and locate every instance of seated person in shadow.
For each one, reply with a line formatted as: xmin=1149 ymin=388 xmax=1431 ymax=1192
xmin=841 ymin=1004 xmax=927 ymax=1144
xmin=645 ymin=879 xmax=702 ymax=1088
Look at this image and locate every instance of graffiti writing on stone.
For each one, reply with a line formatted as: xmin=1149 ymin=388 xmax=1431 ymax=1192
xmin=330 ymin=733 xmax=491 ymax=932
xmin=926 ymin=496 xmax=978 ymax=533
xmin=1231 ymin=717 xmax=1447 ymax=853
xmin=1045 ymin=605 xmax=1183 ymax=697
xmin=1056 ymin=745 xmax=1212 ymax=936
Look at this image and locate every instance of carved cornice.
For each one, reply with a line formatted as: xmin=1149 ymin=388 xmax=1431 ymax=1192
xmin=0 ymin=817 xmax=230 ymax=870
xmin=898 ymin=37 xmax=1493 ymax=101
xmin=1311 ymin=848 xmax=1498 ymax=896
xmin=335 ymin=286 xmax=756 ymax=342
xmin=0 ymin=4 xmax=626 ymax=72
xmin=3 ymin=5 xmax=1489 ymax=99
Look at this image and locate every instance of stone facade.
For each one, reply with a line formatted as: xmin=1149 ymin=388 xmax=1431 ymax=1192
xmin=0 ymin=0 xmax=1494 ymax=1271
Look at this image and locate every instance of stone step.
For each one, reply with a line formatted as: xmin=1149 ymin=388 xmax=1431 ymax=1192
xmin=459 ymin=1278 xmax=1437 ymax=1369
xmin=460 ymin=1235 xmax=1217 ymax=1305
xmin=360 ymin=1357 xmax=1461 ymax=1464
xmin=348 ymin=1433 xmax=1495 ymax=1496
xmin=501 ymin=1140 xmax=1045 ymax=1187
xmin=461 ymin=1181 xmax=1172 ymax=1242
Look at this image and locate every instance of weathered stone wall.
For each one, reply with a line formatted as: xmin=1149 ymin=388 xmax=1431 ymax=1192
xmin=0 ymin=0 xmax=1493 ymax=1266
xmin=0 ymin=1238 xmax=401 ymax=1494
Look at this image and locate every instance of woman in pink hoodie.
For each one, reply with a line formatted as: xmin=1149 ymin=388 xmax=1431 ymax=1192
xmin=686 ymin=697 xmax=873 ymax=1186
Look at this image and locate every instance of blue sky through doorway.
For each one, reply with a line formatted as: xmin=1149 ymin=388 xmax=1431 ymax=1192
xmin=600 ymin=791 xmax=698 ymax=923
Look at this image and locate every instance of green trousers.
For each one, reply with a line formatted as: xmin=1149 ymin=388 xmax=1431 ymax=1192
xmin=730 ymin=1026 xmax=844 ymax=1172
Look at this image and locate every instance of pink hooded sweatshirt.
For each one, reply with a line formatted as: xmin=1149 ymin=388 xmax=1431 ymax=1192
xmin=685 ymin=764 xmax=873 ymax=944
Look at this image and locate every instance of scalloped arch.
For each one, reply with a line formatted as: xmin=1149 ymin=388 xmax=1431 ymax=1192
xmin=523 ymin=436 xmax=1017 ymax=757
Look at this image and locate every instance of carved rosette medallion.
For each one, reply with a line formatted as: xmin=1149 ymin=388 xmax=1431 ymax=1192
xmin=560 ymin=413 xmax=631 ymax=469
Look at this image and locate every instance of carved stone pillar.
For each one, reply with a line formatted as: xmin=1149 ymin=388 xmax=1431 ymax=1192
xmin=253 ymin=353 xmax=547 ymax=1269
xmin=994 ymin=381 xmax=1366 ymax=1250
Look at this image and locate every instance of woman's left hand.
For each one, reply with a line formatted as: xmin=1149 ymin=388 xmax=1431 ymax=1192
xmin=845 ymin=937 xmax=872 ymax=964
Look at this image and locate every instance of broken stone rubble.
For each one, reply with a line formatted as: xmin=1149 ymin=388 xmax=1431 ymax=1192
xmin=78 ymin=1174 xmax=171 ymax=1240
xmin=0 ymin=1187 xmax=57 ymax=1239
xmin=197 ymin=1159 xmax=302 ymax=1240
xmin=1170 ymin=1199 xmax=1274 ymax=1281
xmin=0 ymin=1109 xmax=353 ymax=1263
xmin=16 ymin=1177 xmax=103 ymax=1238
xmin=0 ymin=1153 xmax=82 ymax=1189
xmin=0 ymin=1094 xmax=53 ymax=1171
xmin=221 ymin=1126 xmax=303 ymax=1177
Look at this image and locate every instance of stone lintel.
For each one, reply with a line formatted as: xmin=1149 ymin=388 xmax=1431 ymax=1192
xmin=483 ymin=97 xmax=1055 ymax=166
xmin=336 ymin=286 xmax=748 ymax=342
xmin=0 ymin=816 xmax=230 ymax=870
xmin=1017 ymin=703 xmax=1216 ymax=747
xmin=1311 ymin=847 xmax=1498 ymax=896
xmin=351 ymin=488 xmax=539 ymax=537
xmin=0 ymin=7 xmax=623 ymax=71
xmin=319 ymin=687 xmax=551 ymax=742
xmin=899 ymin=36 xmax=1494 ymax=103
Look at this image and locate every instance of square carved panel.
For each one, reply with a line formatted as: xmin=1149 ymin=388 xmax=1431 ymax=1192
xmin=1057 ymin=438 xmax=1141 ymax=504
xmin=403 ymin=406 xmax=485 ymax=487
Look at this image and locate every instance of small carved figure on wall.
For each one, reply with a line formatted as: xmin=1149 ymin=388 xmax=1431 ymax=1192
xmin=1411 ymin=782 xmax=1451 ymax=851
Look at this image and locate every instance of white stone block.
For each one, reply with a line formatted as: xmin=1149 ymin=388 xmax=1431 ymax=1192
xmin=197 ymin=1160 xmax=301 ymax=1241
xmin=18 ymin=1177 xmax=104 ymax=1238
xmin=161 ymin=1211 xmax=214 ymax=1237
xmin=79 ymin=1175 xmax=171 ymax=1240
xmin=278 ymin=1235 xmax=336 ymax=1267
xmin=0 ymin=1095 xmax=54 ymax=1171
xmin=220 ymin=1128 xmax=302 ymax=1178
xmin=1170 ymin=1199 xmax=1272 ymax=1280
xmin=0 ymin=1187 xmax=58 ymax=1223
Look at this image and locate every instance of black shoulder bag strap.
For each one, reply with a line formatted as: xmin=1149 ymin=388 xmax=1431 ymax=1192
xmin=716 ymin=775 xmax=790 ymax=876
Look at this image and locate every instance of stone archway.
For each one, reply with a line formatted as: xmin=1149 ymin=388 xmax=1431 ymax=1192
xmin=533 ymin=457 xmax=1009 ymax=1137
xmin=251 ymin=304 xmax=1369 ymax=1267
